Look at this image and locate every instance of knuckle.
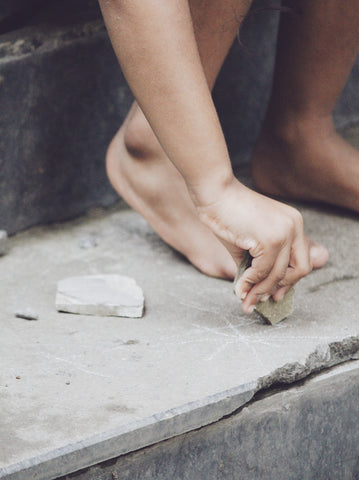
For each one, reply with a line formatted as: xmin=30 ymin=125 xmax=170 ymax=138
xmin=272 ymin=272 xmax=286 ymax=284
xmin=269 ymin=221 xmax=295 ymax=249
xmin=277 ymin=278 xmax=289 ymax=289
xmin=267 ymin=231 xmax=287 ymax=250
xmin=245 ymin=272 xmax=263 ymax=285
xmin=295 ymin=263 xmax=312 ymax=280
xmin=253 ymin=288 xmax=268 ymax=298
xmin=246 ymin=267 xmax=269 ymax=284
xmin=290 ymin=209 xmax=304 ymax=228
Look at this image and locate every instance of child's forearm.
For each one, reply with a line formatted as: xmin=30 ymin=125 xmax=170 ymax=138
xmin=98 ymin=0 xmax=234 ymax=202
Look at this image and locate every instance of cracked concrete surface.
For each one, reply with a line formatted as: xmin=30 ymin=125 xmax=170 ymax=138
xmin=1 ymin=197 xmax=359 ymax=479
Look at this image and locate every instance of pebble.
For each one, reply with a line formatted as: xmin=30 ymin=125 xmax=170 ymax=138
xmin=255 ymin=287 xmax=295 ymax=325
xmin=15 ymin=308 xmax=39 ymax=321
xmin=56 ymin=274 xmax=144 ymax=318
xmin=79 ymin=235 xmax=98 ymax=249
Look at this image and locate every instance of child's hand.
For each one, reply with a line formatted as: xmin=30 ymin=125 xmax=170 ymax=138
xmin=193 ymin=177 xmax=312 ymax=313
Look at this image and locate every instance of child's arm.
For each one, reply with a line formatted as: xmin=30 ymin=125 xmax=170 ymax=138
xmin=99 ymin=0 xmax=312 ymax=312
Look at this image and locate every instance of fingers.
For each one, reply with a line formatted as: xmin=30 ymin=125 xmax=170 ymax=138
xmin=235 ymin=209 xmax=312 ymax=313
xmin=308 ymin=239 xmax=329 ymax=269
xmin=240 ymin=244 xmax=291 ymax=313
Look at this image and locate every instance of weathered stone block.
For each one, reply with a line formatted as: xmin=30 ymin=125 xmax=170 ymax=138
xmin=0 ymin=16 xmax=132 ymax=234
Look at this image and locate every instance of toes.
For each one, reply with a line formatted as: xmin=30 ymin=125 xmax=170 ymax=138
xmin=192 ymin=250 xmax=237 ymax=280
xmin=308 ymin=240 xmax=329 ymax=270
xmin=196 ymin=259 xmax=237 ymax=280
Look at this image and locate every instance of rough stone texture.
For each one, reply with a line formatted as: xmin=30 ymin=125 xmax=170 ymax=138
xmin=0 ymin=1 xmax=131 ymax=235
xmin=255 ymin=287 xmax=295 ymax=325
xmin=57 ymin=363 xmax=359 ymax=480
xmin=0 ymin=230 xmax=7 ymax=255
xmin=56 ymin=274 xmax=144 ymax=318
xmin=2 ymin=194 xmax=359 ymax=479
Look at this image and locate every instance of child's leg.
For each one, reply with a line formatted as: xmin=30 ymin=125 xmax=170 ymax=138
xmin=106 ymin=0 xmax=328 ymax=279
xmin=106 ymin=0 xmax=250 ymax=279
xmin=252 ymin=0 xmax=359 ymax=211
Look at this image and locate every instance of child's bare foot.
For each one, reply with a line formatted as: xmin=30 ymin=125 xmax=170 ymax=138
xmin=106 ymin=104 xmax=237 ymax=279
xmin=107 ymin=105 xmax=328 ymax=279
xmin=252 ymin=115 xmax=359 ymax=213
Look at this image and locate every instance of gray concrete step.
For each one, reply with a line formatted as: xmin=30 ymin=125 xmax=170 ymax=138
xmin=1 ymin=191 xmax=359 ymax=479
xmin=57 ymin=362 xmax=359 ymax=480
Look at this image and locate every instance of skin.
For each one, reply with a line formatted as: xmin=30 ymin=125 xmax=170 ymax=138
xmin=252 ymin=0 xmax=359 ymax=215
xmin=98 ymin=0 xmax=334 ymax=313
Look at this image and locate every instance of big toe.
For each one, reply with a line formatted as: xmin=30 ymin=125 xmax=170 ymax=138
xmin=308 ymin=240 xmax=329 ymax=270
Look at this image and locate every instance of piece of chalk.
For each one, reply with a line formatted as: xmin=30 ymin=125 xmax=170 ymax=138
xmin=234 ymin=251 xmax=294 ymax=325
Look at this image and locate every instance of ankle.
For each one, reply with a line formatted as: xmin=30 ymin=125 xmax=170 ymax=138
xmin=124 ymin=114 xmax=160 ymax=160
xmin=263 ymin=110 xmax=335 ymax=146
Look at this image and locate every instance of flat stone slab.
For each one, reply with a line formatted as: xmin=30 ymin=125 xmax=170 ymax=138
xmin=1 ymin=200 xmax=359 ymax=480
xmin=56 ymin=274 xmax=144 ymax=318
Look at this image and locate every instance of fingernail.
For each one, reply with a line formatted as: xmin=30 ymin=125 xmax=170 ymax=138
xmin=234 ymin=280 xmax=246 ymax=300
xmin=248 ymin=305 xmax=255 ymax=313
xmin=260 ymin=294 xmax=270 ymax=303
xmin=309 ymin=244 xmax=322 ymax=260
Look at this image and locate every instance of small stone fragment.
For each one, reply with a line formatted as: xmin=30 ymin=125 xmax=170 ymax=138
xmin=79 ymin=235 xmax=98 ymax=249
xmin=0 ymin=230 xmax=8 ymax=256
xmin=234 ymin=251 xmax=294 ymax=325
xmin=255 ymin=287 xmax=295 ymax=325
xmin=56 ymin=274 xmax=144 ymax=318
xmin=15 ymin=308 xmax=39 ymax=321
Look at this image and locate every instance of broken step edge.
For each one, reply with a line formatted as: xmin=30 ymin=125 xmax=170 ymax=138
xmin=3 ymin=337 xmax=359 ymax=480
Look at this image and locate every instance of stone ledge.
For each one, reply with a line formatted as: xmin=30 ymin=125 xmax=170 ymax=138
xmin=57 ymin=362 xmax=359 ymax=480
xmin=0 ymin=23 xmax=131 ymax=234
xmin=1 ymin=195 xmax=359 ymax=479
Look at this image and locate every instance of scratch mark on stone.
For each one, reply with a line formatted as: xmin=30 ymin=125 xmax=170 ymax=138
xmin=165 ymin=291 xmax=223 ymax=314
xmin=206 ymin=341 xmax=233 ymax=361
xmin=191 ymin=324 xmax=238 ymax=339
xmin=44 ymin=354 xmax=112 ymax=378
